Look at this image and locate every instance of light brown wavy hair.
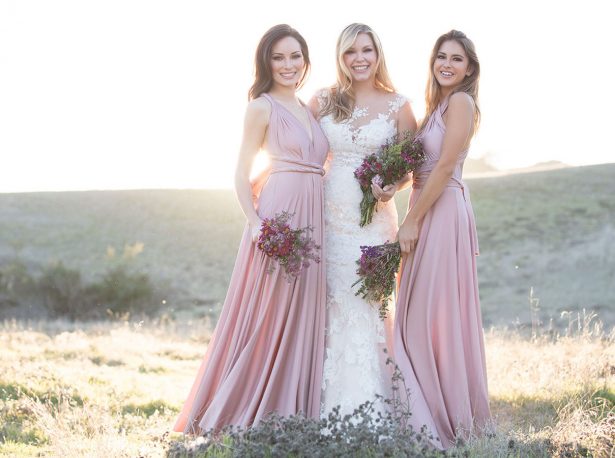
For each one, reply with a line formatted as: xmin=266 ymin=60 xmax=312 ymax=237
xmin=319 ymin=23 xmax=395 ymax=122
xmin=248 ymin=24 xmax=310 ymax=101
xmin=421 ymin=29 xmax=480 ymax=133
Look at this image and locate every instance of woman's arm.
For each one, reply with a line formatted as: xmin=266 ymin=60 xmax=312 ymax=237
xmin=397 ymin=92 xmax=474 ymax=255
xmin=234 ymin=98 xmax=270 ymax=241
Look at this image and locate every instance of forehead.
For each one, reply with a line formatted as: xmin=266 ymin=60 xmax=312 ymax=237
xmin=272 ymin=36 xmax=302 ymax=54
xmin=437 ymin=40 xmax=466 ymax=57
xmin=351 ymin=32 xmax=375 ymax=48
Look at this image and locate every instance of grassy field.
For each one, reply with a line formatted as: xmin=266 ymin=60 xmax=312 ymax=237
xmin=1 ymin=163 xmax=614 ymax=328
xmin=0 ymin=318 xmax=613 ymax=457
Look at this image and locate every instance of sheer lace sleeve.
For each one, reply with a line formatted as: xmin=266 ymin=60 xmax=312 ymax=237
xmin=387 ymin=93 xmax=409 ymax=117
xmin=316 ymin=88 xmax=330 ymax=112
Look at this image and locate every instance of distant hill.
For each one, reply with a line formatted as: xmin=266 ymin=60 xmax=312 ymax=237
xmin=1 ymin=163 xmax=614 ymax=329
xmin=463 ymin=156 xmax=498 ymax=175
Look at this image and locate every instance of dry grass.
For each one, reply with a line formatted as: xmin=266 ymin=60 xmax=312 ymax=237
xmin=0 ymin=318 xmax=613 ymax=457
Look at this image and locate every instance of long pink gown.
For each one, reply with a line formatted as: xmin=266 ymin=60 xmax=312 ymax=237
xmin=174 ymin=93 xmax=329 ymax=434
xmin=393 ymin=97 xmax=491 ymax=449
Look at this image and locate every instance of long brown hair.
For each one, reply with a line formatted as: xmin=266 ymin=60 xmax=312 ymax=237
xmin=422 ymin=30 xmax=480 ymax=132
xmin=248 ymin=24 xmax=310 ymax=101
xmin=320 ymin=23 xmax=395 ymax=122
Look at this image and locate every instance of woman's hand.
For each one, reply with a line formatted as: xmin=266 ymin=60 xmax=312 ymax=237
xmin=371 ymin=183 xmax=398 ymax=203
xmin=249 ymin=218 xmax=263 ymax=243
xmin=397 ymin=217 xmax=420 ymax=256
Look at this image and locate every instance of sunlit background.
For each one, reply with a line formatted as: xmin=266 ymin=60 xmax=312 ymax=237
xmin=1 ymin=0 xmax=612 ymax=192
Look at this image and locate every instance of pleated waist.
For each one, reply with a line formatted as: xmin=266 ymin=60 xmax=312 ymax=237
xmin=412 ymin=172 xmax=463 ymax=189
xmin=270 ymin=158 xmax=325 ymax=176
xmin=412 ymin=172 xmax=479 ymax=256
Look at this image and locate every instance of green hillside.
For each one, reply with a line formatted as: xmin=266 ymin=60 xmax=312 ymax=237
xmin=1 ymin=163 xmax=614 ymax=328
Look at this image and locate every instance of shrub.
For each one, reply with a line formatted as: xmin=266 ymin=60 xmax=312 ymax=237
xmin=38 ymin=262 xmax=85 ymax=319
xmin=0 ymin=259 xmax=36 ymax=307
xmin=88 ymin=265 xmax=157 ymax=317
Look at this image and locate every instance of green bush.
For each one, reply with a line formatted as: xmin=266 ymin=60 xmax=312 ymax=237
xmin=0 ymin=259 xmax=36 ymax=307
xmin=38 ymin=262 xmax=85 ymax=319
xmin=1 ymin=257 xmax=161 ymax=320
xmin=88 ymin=265 xmax=157 ymax=317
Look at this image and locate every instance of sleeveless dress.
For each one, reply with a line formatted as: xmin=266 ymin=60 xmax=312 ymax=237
xmin=317 ymin=92 xmax=408 ymax=416
xmin=393 ymin=97 xmax=491 ymax=449
xmin=174 ymin=93 xmax=330 ymax=433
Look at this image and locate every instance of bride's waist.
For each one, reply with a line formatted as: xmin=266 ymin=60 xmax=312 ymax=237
xmin=329 ymin=151 xmax=374 ymax=166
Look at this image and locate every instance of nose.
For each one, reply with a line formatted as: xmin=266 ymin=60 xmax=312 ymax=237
xmin=283 ymin=58 xmax=294 ymax=69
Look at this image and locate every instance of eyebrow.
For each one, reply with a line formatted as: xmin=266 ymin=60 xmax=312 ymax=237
xmin=438 ymin=52 xmax=465 ymax=58
xmin=271 ymin=51 xmax=302 ymax=56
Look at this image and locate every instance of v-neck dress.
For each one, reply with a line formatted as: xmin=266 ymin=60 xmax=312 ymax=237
xmin=174 ymin=93 xmax=330 ymax=433
xmin=393 ymin=97 xmax=491 ymax=449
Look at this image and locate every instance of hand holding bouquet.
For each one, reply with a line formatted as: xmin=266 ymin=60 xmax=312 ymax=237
xmin=351 ymin=241 xmax=402 ymax=319
xmin=354 ymin=131 xmax=425 ymax=227
xmin=257 ymin=211 xmax=320 ymax=280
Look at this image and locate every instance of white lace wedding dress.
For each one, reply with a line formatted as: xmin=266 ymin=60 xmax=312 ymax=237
xmin=317 ymin=92 xmax=408 ymax=416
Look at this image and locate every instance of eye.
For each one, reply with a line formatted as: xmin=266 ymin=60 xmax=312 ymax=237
xmin=291 ymin=53 xmax=303 ymax=59
xmin=272 ymin=55 xmax=283 ymax=61
xmin=453 ymin=56 xmax=463 ymax=62
xmin=344 ymin=49 xmax=356 ymax=55
xmin=363 ymin=47 xmax=374 ymax=53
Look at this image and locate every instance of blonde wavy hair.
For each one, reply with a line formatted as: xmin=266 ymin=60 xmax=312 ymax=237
xmin=421 ymin=30 xmax=480 ymax=133
xmin=319 ymin=23 xmax=395 ymax=122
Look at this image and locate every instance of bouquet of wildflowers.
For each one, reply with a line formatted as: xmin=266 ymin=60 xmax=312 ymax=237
xmin=257 ymin=211 xmax=320 ymax=281
xmin=354 ymin=131 xmax=425 ymax=227
xmin=352 ymin=241 xmax=401 ymax=319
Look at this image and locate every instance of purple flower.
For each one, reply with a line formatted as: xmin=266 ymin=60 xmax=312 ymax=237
xmin=352 ymin=242 xmax=401 ymax=319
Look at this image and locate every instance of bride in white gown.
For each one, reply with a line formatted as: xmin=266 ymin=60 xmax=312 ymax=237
xmin=309 ymin=23 xmax=417 ymax=416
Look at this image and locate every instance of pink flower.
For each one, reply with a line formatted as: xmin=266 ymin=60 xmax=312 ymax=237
xmin=257 ymin=211 xmax=320 ymax=281
xmin=371 ymin=175 xmax=384 ymax=187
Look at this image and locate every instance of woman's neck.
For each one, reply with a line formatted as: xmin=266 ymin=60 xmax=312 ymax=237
xmin=268 ymin=85 xmax=299 ymax=105
xmin=352 ymin=78 xmax=377 ymax=96
xmin=439 ymin=86 xmax=454 ymax=101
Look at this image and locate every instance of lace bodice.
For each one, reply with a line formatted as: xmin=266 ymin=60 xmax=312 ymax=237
xmin=318 ymin=93 xmax=408 ymax=169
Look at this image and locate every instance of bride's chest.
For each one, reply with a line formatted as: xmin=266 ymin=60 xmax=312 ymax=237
xmin=319 ymin=114 xmax=397 ymax=155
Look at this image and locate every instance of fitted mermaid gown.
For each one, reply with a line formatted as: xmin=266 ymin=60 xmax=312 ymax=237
xmin=316 ymin=92 xmax=408 ymax=416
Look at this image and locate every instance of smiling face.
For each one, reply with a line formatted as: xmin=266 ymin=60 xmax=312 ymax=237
xmin=433 ymin=39 xmax=472 ymax=94
xmin=342 ymin=32 xmax=378 ymax=83
xmin=270 ymin=36 xmax=306 ymax=90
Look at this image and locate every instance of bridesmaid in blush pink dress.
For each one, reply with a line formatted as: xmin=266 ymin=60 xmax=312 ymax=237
xmin=394 ymin=30 xmax=491 ymax=449
xmin=173 ymin=24 xmax=329 ymax=434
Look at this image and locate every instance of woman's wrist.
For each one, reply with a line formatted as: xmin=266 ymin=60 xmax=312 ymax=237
xmin=402 ymin=213 xmax=419 ymax=227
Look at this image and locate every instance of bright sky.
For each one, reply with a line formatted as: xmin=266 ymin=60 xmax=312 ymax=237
xmin=0 ymin=0 xmax=612 ymax=192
